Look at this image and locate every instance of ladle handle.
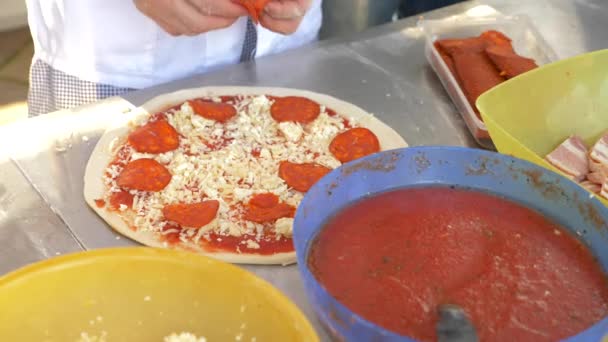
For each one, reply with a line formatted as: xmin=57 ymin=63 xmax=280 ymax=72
xmin=436 ymin=304 xmax=479 ymax=342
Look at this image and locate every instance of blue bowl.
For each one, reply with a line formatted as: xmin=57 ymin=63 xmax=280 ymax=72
xmin=293 ymin=146 xmax=608 ymax=342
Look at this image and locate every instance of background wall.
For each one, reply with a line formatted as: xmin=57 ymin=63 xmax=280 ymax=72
xmin=0 ymin=0 xmax=28 ymax=32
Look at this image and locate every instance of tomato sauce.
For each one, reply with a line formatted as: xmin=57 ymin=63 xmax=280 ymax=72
xmin=203 ymin=233 xmax=294 ymax=255
xmin=94 ymin=199 xmax=106 ymax=208
xmin=308 ymin=187 xmax=608 ymax=342
xmin=108 ymin=190 xmax=134 ymax=210
xmin=105 ymin=145 xmax=132 ymax=176
xmin=158 ymin=223 xmax=294 ymax=255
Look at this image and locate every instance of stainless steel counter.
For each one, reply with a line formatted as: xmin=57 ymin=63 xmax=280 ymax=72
xmin=1 ymin=0 xmax=607 ymax=340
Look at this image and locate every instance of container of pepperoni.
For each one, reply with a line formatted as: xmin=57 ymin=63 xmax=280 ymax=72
xmin=419 ymin=12 xmax=558 ymax=149
xmin=293 ymin=146 xmax=608 ymax=342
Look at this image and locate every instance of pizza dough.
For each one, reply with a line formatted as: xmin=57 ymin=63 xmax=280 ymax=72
xmin=84 ymin=87 xmax=408 ymax=265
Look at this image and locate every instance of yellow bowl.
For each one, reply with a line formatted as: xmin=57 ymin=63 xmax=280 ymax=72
xmin=0 ymin=247 xmax=318 ymax=342
xmin=477 ymin=49 xmax=608 ymax=206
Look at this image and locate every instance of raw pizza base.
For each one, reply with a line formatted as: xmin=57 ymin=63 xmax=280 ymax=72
xmin=84 ymin=86 xmax=408 ymax=265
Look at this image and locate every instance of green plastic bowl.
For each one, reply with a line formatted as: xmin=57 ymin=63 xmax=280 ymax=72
xmin=477 ymin=49 xmax=608 ymax=206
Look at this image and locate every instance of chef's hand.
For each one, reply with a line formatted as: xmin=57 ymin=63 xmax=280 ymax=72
xmin=134 ymin=0 xmax=248 ymax=36
xmin=260 ymin=0 xmax=313 ymax=35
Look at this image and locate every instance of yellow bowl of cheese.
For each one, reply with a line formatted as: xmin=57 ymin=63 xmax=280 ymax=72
xmin=0 ymin=247 xmax=318 ymax=342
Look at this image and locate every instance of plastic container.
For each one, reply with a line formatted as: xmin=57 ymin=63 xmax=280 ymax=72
xmin=0 ymin=247 xmax=319 ymax=341
xmin=477 ymin=48 xmax=608 ymax=208
xmin=419 ymin=12 xmax=559 ymax=149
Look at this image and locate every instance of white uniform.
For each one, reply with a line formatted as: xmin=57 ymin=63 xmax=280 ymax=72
xmin=25 ymin=0 xmax=323 ymax=114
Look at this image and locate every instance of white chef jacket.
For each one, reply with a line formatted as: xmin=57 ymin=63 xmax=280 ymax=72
xmin=25 ymin=0 xmax=323 ymax=89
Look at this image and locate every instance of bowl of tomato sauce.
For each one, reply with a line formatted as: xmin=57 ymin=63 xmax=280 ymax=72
xmin=293 ymin=146 xmax=608 ymax=342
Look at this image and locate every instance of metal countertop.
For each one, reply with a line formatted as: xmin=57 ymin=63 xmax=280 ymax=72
xmin=1 ymin=0 xmax=607 ymax=340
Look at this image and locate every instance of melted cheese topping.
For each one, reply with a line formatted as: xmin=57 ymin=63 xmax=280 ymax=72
xmin=103 ymin=95 xmax=356 ymax=250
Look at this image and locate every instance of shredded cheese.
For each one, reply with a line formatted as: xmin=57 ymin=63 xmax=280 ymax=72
xmin=102 ymin=95 xmax=357 ymax=250
xmin=163 ymin=332 xmax=207 ymax=342
xmin=76 ymin=331 xmax=107 ymax=342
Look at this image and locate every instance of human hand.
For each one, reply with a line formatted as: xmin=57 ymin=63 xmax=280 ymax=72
xmin=134 ymin=0 xmax=248 ymax=36
xmin=259 ymin=0 xmax=313 ymax=35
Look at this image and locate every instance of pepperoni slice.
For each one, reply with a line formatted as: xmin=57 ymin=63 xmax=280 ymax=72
xmin=270 ymin=96 xmax=321 ymax=124
xmin=238 ymin=0 xmax=270 ymax=23
xmin=437 ymin=37 xmax=486 ymax=54
xmin=249 ymin=193 xmax=280 ymax=208
xmin=279 ymin=161 xmax=332 ymax=192
xmin=485 ymin=45 xmax=538 ymax=79
xmin=116 ymin=158 xmax=172 ymax=192
xmin=244 ymin=193 xmax=295 ymax=223
xmin=329 ymin=128 xmax=381 ymax=163
xmin=128 ymin=119 xmax=180 ymax=154
xmin=189 ymin=99 xmax=237 ymax=123
xmin=162 ymin=201 xmax=220 ymax=228
xmin=480 ymin=30 xmax=513 ymax=50
xmin=452 ymin=51 xmax=504 ymax=115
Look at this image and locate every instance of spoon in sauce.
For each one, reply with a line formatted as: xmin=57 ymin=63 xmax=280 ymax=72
xmin=436 ymin=304 xmax=479 ymax=342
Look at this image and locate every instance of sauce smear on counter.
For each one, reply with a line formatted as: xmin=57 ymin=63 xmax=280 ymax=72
xmin=308 ymin=187 xmax=608 ymax=342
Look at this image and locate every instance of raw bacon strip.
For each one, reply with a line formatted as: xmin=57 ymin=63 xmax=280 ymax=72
xmin=590 ymin=133 xmax=608 ymax=165
xmin=589 ymin=157 xmax=608 ymax=177
xmin=580 ymin=180 xmax=602 ymax=194
xmin=485 ymin=45 xmax=538 ymax=79
xmin=587 ymin=158 xmax=608 ymax=185
xmin=270 ymin=96 xmax=321 ymax=124
xmin=162 ymin=201 xmax=219 ymax=228
xmin=279 ymin=161 xmax=332 ymax=192
xmin=244 ymin=193 xmax=295 ymax=223
xmin=117 ymin=158 xmax=172 ymax=192
xmin=238 ymin=0 xmax=270 ymax=23
xmin=587 ymin=172 xmax=608 ymax=185
xmin=452 ymin=51 xmax=504 ymax=114
xmin=189 ymin=99 xmax=237 ymax=123
xmin=545 ymin=136 xmax=589 ymax=181
xmin=590 ymin=157 xmax=608 ymax=173
xmin=329 ymin=127 xmax=381 ymax=163
xmin=128 ymin=119 xmax=180 ymax=153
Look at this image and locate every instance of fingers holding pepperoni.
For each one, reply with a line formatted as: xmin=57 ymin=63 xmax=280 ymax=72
xmin=270 ymin=96 xmax=320 ymax=124
xmin=238 ymin=0 xmax=271 ymax=23
xmin=116 ymin=158 xmax=172 ymax=192
xmin=189 ymin=99 xmax=237 ymax=123
xmin=128 ymin=119 xmax=180 ymax=154
xmin=329 ymin=127 xmax=381 ymax=163
xmin=279 ymin=161 xmax=332 ymax=192
xmin=162 ymin=200 xmax=220 ymax=228
xmin=244 ymin=193 xmax=295 ymax=223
